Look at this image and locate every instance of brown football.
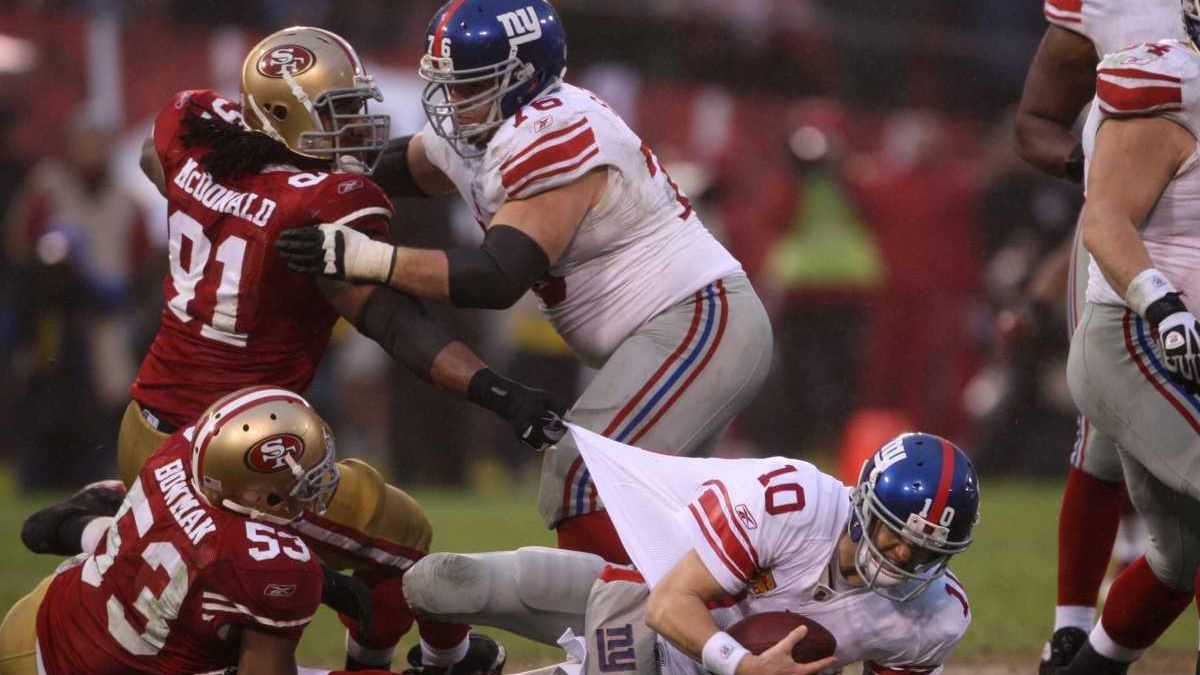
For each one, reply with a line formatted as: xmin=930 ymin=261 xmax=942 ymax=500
xmin=726 ymin=611 xmax=838 ymax=663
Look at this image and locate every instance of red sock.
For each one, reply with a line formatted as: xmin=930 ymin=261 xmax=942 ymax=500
xmin=1099 ymin=556 xmax=1192 ymax=651
xmin=1058 ymin=467 xmax=1124 ymax=608
xmin=556 ymin=511 xmax=631 ymax=564
xmin=416 ymin=615 xmax=471 ymax=650
xmin=340 ymin=571 xmax=414 ymax=649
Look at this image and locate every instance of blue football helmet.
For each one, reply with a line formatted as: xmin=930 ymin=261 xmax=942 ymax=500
xmin=849 ymin=432 xmax=980 ymax=602
xmin=419 ymin=0 xmax=568 ymax=157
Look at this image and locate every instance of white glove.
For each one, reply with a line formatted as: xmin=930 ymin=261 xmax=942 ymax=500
xmin=276 ymin=223 xmax=396 ymax=284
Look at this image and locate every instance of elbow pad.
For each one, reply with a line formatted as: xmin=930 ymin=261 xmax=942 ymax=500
xmin=446 ymin=225 xmax=550 ymax=309
xmin=356 ymin=287 xmax=454 ymax=382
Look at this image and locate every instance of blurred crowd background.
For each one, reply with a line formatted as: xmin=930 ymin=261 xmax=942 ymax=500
xmin=0 ymin=0 xmax=1085 ymax=490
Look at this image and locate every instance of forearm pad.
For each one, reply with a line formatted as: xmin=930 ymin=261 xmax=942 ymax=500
xmin=372 ymin=135 xmax=429 ymax=199
xmin=446 ymin=224 xmax=550 ymax=309
xmin=356 ymin=286 xmax=454 ymax=382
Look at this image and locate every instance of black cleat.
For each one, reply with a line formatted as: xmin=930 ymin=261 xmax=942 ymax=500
xmin=405 ymin=633 xmax=507 ymax=675
xmin=1045 ymin=638 xmax=1131 ymax=675
xmin=1039 ymin=627 xmax=1089 ymax=675
xmin=21 ymin=479 xmax=125 ymax=556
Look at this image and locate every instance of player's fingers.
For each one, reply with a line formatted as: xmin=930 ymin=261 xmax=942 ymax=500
xmin=777 ymin=624 xmax=809 ymax=651
xmin=791 ymin=655 xmax=838 ymax=675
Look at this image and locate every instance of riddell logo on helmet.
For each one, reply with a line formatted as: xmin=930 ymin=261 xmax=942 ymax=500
xmin=245 ymin=434 xmax=306 ymax=472
xmin=257 ymin=45 xmax=316 ymax=78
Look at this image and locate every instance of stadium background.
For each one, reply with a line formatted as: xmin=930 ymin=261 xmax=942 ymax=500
xmin=0 ymin=0 xmax=1193 ymax=672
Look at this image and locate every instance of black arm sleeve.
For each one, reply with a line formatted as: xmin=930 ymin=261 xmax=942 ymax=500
xmin=445 ymin=224 xmax=551 ymax=310
xmin=372 ymin=135 xmax=430 ymax=199
xmin=355 ymin=286 xmax=454 ymax=382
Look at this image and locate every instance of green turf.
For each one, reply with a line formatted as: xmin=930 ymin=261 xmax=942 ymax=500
xmin=0 ymin=473 xmax=1192 ymax=669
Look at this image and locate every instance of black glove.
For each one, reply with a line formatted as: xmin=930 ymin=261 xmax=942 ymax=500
xmin=1147 ymin=293 xmax=1200 ymax=395
xmin=468 ymin=368 xmax=567 ymax=449
xmin=321 ymin=566 xmax=375 ymax=642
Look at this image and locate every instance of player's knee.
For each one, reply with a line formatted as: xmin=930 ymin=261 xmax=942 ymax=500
xmin=404 ymin=552 xmax=496 ymax=617
xmin=328 ymin=459 xmax=431 ymax=552
xmin=1145 ymin=547 xmax=1197 ymax=592
xmin=514 ymin=546 xmax=605 ymax=613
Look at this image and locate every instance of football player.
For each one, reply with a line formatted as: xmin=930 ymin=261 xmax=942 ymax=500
xmin=0 ymin=387 xmax=412 ymax=675
xmin=1013 ymin=0 xmax=1186 ymax=669
xmin=104 ymin=26 xmax=533 ymax=674
xmin=276 ymin=0 xmax=774 ymax=565
xmin=400 ymin=428 xmax=979 ymax=675
xmin=1056 ymin=2 xmax=1200 ymax=671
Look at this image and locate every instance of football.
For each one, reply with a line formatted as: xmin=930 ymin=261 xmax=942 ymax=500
xmin=726 ymin=611 xmax=838 ymax=663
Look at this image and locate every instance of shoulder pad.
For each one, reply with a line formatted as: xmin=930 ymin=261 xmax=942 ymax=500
xmin=488 ymin=88 xmax=605 ymax=200
xmin=308 ymin=173 xmax=393 ymax=236
xmin=1096 ymin=41 xmax=1197 ymax=116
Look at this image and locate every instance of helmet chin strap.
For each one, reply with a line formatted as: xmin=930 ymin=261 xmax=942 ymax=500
xmin=221 ymin=498 xmax=297 ymax=527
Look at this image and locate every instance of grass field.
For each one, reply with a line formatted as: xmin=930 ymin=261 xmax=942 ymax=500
xmin=1 ymin=471 xmax=1195 ymax=672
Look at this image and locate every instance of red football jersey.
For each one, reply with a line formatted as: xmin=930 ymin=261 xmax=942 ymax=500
xmin=130 ymin=89 xmax=392 ymax=427
xmin=36 ymin=430 xmax=323 ymax=675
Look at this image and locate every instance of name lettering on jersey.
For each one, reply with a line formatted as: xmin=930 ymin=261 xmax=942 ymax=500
xmin=496 ymin=7 xmax=542 ymax=46
xmin=153 ymin=458 xmax=217 ymax=545
xmin=872 ymin=437 xmax=907 ymax=475
xmin=172 ymin=157 xmax=277 ymax=228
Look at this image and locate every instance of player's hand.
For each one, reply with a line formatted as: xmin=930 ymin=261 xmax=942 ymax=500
xmin=737 ymin=626 xmax=839 ymax=675
xmin=321 ymin=567 xmax=374 ymax=642
xmin=276 ymin=224 xmax=396 ymax=284
xmin=467 ymin=368 xmax=567 ymax=450
xmin=1156 ymin=309 xmax=1200 ymax=394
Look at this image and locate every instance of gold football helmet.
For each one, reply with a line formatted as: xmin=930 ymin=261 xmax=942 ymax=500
xmin=240 ymin=26 xmax=390 ymax=173
xmin=190 ymin=386 xmax=339 ymax=526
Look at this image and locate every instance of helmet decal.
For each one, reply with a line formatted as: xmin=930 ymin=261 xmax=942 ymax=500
xmin=244 ymin=434 xmax=306 ymax=473
xmin=256 ymin=45 xmax=317 ymax=79
xmin=498 ymin=6 xmax=544 ymax=45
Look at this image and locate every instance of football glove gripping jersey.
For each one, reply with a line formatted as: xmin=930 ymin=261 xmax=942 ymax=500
xmin=468 ymin=368 xmax=566 ymax=450
xmin=277 ymin=223 xmax=397 ymax=283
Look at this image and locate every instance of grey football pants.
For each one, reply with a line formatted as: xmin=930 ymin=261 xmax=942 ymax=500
xmin=1067 ymin=302 xmax=1200 ymax=590
xmin=541 ymin=273 xmax=773 ymax=528
xmin=403 ymin=548 xmax=660 ymax=675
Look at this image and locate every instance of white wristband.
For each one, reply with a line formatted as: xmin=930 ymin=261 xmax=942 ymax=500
xmin=701 ymin=631 xmax=750 ymax=675
xmin=1126 ymin=268 xmax=1178 ymax=318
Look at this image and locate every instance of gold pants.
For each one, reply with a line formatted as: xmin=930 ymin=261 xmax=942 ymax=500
xmin=0 ymin=576 xmax=52 ymax=675
xmin=117 ymin=400 xmax=432 ymax=572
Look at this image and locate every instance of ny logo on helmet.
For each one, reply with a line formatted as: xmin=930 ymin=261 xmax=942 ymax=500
xmin=497 ymin=7 xmax=542 ymax=46
xmin=256 ymin=45 xmax=316 ymax=79
xmin=245 ymin=434 xmax=306 ymax=472
xmin=871 ymin=436 xmax=908 ymax=476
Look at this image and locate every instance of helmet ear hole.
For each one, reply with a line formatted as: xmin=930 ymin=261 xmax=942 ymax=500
xmin=271 ymin=105 xmax=288 ymax=120
xmin=265 ymin=493 xmax=284 ymax=506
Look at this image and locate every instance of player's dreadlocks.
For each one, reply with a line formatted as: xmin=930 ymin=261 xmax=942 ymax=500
xmin=179 ymin=106 xmax=326 ymax=182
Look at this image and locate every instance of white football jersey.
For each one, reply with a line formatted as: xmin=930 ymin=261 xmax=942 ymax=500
xmin=1043 ymin=0 xmax=1183 ymax=58
xmin=421 ymin=83 xmax=742 ymax=366
xmin=1083 ymin=41 xmax=1200 ymax=307
xmin=570 ymin=426 xmax=970 ymax=674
